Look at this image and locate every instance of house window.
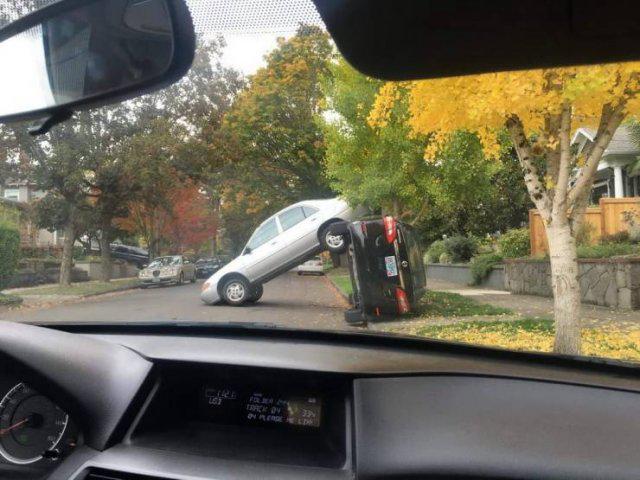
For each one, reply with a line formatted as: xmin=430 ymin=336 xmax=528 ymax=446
xmin=591 ymin=181 xmax=609 ymax=204
xmin=630 ymin=174 xmax=640 ymax=197
xmin=3 ymin=188 xmax=18 ymax=201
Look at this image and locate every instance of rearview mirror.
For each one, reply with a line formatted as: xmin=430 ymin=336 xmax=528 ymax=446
xmin=0 ymin=0 xmax=194 ymax=133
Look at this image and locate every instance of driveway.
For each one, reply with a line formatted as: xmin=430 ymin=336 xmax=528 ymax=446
xmin=0 ymin=273 xmax=352 ymax=330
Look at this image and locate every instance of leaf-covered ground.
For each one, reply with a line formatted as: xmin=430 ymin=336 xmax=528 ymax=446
xmin=414 ymin=318 xmax=640 ymax=363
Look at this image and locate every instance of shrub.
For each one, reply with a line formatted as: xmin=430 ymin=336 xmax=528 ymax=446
xmin=439 ymin=252 xmax=453 ymax=264
xmin=443 ymin=235 xmax=477 ymax=263
xmin=575 ymin=222 xmax=597 ymax=246
xmin=0 ymin=222 xmax=20 ymax=291
xmin=72 ymin=246 xmax=87 ymax=260
xmin=425 ymin=240 xmax=447 ymax=263
xmin=470 ymin=253 xmax=504 ymax=285
xmin=498 ymin=228 xmax=530 ymax=258
xmin=577 ymin=242 xmax=638 ymax=258
xmin=600 ymin=231 xmax=630 ymax=244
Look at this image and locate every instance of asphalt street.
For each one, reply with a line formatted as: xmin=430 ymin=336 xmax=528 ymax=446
xmin=0 ymin=273 xmax=352 ymax=330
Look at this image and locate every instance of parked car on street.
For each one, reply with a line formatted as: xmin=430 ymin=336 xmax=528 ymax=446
xmin=110 ymin=243 xmax=149 ymax=269
xmin=195 ymin=257 xmax=228 ymax=278
xmin=201 ymin=198 xmax=357 ymax=305
xmin=343 ymin=216 xmax=427 ymax=324
xmin=297 ymin=256 xmax=324 ymax=275
xmin=139 ymin=255 xmax=197 ymax=287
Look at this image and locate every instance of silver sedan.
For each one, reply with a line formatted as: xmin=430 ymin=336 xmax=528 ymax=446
xmin=139 ymin=255 xmax=197 ymax=287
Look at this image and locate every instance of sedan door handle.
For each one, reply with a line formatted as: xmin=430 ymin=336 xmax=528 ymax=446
xmin=271 ymin=241 xmax=278 ymax=245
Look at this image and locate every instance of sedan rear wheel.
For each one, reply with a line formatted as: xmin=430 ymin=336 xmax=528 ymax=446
xmin=222 ymin=278 xmax=250 ymax=306
xmin=247 ymin=283 xmax=264 ymax=303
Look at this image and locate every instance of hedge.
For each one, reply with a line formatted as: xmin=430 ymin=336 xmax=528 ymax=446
xmin=0 ymin=223 xmax=20 ymax=291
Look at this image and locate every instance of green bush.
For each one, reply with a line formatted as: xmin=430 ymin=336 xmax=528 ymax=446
xmin=0 ymin=222 xmax=20 ymax=291
xmin=600 ymin=231 xmax=630 ymax=244
xmin=443 ymin=235 xmax=477 ymax=263
xmin=498 ymin=228 xmax=530 ymax=258
xmin=73 ymin=246 xmax=87 ymax=260
xmin=574 ymin=222 xmax=597 ymax=246
xmin=470 ymin=253 xmax=504 ymax=285
xmin=425 ymin=240 xmax=447 ymax=263
xmin=439 ymin=252 xmax=453 ymax=264
xmin=577 ymin=242 xmax=638 ymax=258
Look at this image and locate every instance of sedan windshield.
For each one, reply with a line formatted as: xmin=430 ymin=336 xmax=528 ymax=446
xmin=148 ymin=257 xmax=181 ymax=268
xmin=1 ymin=0 xmax=640 ymax=366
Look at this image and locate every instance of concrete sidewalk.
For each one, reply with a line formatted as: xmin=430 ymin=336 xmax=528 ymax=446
xmin=427 ymin=279 xmax=640 ymax=329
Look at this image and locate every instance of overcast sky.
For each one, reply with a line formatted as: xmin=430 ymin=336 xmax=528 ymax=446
xmin=219 ymin=32 xmax=281 ymax=75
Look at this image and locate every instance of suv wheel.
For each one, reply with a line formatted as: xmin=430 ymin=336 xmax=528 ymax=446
xmin=222 ymin=277 xmax=250 ymax=306
xmin=320 ymin=225 xmax=347 ymax=254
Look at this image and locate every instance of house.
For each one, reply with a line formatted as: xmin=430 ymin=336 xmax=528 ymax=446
xmin=0 ymin=181 xmax=62 ymax=248
xmin=0 ymin=180 xmax=46 ymax=203
xmin=572 ymin=125 xmax=640 ymax=202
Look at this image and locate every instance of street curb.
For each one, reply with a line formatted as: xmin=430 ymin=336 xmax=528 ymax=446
xmin=79 ymin=283 xmax=140 ymax=299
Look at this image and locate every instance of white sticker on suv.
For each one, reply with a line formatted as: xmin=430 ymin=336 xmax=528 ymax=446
xmin=385 ymin=256 xmax=398 ymax=277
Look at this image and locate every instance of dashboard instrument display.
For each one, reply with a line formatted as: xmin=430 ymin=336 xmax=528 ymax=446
xmin=201 ymin=386 xmax=322 ymax=428
xmin=0 ymin=383 xmax=69 ymax=465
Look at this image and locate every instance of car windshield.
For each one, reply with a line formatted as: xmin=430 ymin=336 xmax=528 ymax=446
xmin=148 ymin=257 xmax=181 ymax=268
xmin=1 ymin=0 xmax=640 ymax=366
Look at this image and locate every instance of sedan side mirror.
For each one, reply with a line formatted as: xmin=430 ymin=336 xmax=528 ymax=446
xmin=0 ymin=0 xmax=195 ymax=134
xmin=243 ymin=247 xmax=252 ymax=255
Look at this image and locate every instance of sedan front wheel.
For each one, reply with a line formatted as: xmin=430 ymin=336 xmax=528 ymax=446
xmin=222 ymin=277 xmax=250 ymax=306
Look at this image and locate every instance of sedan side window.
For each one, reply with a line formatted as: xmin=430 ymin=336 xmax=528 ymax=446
xmin=303 ymin=205 xmax=319 ymax=217
xmin=278 ymin=207 xmax=306 ymax=231
xmin=247 ymin=218 xmax=279 ymax=250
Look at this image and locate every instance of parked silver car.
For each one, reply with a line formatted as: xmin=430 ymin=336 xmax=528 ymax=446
xmin=139 ymin=255 xmax=197 ymax=287
xmin=201 ymin=198 xmax=357 ymax=305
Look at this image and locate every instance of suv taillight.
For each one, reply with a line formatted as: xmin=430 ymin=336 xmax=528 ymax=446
xmin=383 ymin=215 xmax=397 ymax=244
xmin=395 ymin=287 xmax=410 ymax=314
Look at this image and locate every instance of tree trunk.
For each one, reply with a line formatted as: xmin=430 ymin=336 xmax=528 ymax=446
xmin=546 ymin=221 xmax=581 ymax=355
xmin=59 ymin=221 xmax=75 ymax=286
xmin=99 ymin=222 xmax=112 ymax=282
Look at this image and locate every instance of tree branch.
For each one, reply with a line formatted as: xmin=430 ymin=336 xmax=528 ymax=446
xmin=505 ymin=114 xmax=551 ymax=219
xmin=567 ymin=101 xmax=626 ymax=209
xmin=544 ymin=114 xmax=561 ymax=187
xmin=553 ymin=102 xmax=572 ymax=216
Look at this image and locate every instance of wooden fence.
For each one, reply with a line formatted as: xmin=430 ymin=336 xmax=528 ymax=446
xmin=529 ymin=197 xmax=640 ymax=256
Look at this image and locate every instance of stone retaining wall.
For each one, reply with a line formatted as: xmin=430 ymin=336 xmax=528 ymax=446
xmin=504 ymin=257 xmax=640 ymax=310
xmin=426 ymin=263 xmax=506 ymax=290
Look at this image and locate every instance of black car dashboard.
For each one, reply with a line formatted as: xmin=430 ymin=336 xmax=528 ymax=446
xmin=2 ymin=322 xmax=640 ymax=480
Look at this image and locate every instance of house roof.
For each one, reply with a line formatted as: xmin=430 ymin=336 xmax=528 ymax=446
xmin=572 ymin=125 xmax=638 ymax=156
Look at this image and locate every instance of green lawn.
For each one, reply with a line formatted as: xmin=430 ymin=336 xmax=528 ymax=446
xmin=0 ymin=293 xmax=23 ymax=307
xmin=14 ymin=278 xmax=139 ymax=296
xmin=330 ymin=275 xmax=352 ymax=296
xmin=416 ymin=290 xmax=512 ymax=317
xmin=418 ymin=318 xmax=552 ymax=337
xmin=326 ymin=267 xmax=352 ymax=296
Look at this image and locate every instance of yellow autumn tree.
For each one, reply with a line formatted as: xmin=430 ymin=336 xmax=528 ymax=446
xmin=369 ymin=63 xmax=640 ymax=355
